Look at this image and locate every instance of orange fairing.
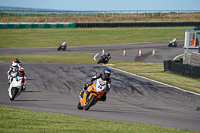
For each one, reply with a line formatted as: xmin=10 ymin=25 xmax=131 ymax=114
xmin=80 ymin=79 xmax=107 ymax=108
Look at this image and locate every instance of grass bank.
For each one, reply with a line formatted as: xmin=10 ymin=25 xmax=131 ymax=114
xmin=0 ymin=105 xmax=197 ymax=133
xmin=0 ymin=27 xmax=193 ymax=48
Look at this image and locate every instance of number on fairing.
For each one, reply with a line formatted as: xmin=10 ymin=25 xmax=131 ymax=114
xmin=98 ymin=85 xmax=103 ymax=90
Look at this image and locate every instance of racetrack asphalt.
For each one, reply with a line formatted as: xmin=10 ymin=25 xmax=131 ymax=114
xmin=1 ymin=41 xmax=200 ymax=131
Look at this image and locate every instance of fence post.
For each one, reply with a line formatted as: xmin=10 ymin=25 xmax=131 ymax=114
xmin=144 ymin=10 xmax=145 ymax=17
xmin=160 ymin=10 xmax=162 ymax=17
xmin=104 ymin=11 xmax=105 ymax=17
xmin=128 ymin=10 xmax=130 ymax=17
xmin=152 ymin=11 xmax=154 ymax=17
xmin=194 ymin=10 xmax=196 ymax=16
xmin=112 ymin=10 xmax=113 ymax=18
xmin=74 ymin=11 xmax=76 ymax=18
xmin=177 ymin=10 xmax=179 ymax=17
xmin=1 ymin=10 xmax=2 ymax=18
xmin=120 ymin=10 xmax=121 ymax=17
xmin=81 ymin=11 xmax=83 ymax=17
xmin=96 ymin=11 xmax=97 ymax=18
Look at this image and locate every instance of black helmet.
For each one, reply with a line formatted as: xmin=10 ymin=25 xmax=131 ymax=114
xmin=107 ymin=53 xmax=110 ymax=56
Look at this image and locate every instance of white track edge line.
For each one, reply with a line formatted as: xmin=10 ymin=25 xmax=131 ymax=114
xmin=106 ymin=65 xmax=200 ymax=96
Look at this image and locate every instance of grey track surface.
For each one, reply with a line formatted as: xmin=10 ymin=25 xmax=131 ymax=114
xmin=1 ymin=41 xmax=200 ymax=131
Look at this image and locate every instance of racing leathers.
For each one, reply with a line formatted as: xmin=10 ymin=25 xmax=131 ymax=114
xmin=10 ymin=72 xmax=27 ymax=90
xmin=79 ymin=73 xmax=111 ymax=101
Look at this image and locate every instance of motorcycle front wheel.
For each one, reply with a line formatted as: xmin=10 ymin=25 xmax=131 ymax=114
xmin=168 ymin=43 xmax=172 ymax=47
xmin=97 ymin=59 xmax=102 ymax=64
xmin=77 ymin=102 xmax=83 ymax=110
xmin=84 ymin=95 xmax=96 ymax=111
xmin=10 ymin=87 xmax=19 ymax=101
xmin=57 ymin=47 xmax=61 ymax=51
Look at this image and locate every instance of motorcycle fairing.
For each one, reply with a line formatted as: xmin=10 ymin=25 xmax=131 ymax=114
xmin=81 ymin=79 xmax=106 ymax=108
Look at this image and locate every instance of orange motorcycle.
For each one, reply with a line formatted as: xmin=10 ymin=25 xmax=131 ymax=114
xmin=77 ymin=79 xmax=107 ymax=111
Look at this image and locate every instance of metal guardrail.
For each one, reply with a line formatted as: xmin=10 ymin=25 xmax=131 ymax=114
xmin=1 ymin=10 xmax=200 ymax=18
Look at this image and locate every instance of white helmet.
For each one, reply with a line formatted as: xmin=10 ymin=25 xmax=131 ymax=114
xmin=63 ymin=42 xmax=66 ymax=45
xmin=12 ymin=63 xmax=19 ymax=72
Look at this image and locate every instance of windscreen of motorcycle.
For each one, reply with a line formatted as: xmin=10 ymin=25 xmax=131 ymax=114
xmin=95 ymin=79 xmax=106 ymax=92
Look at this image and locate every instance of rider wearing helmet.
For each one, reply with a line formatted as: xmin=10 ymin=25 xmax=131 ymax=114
xmin=101 ymin=53 xmax=111 ymax=60
xmin=13 ymin=58 xmax=22 ymax=67
xmin=61 ymin=42 xmax=67 ymax=47
xmin=9 ymin=67 xmax=27 ymax=90
xmin=79 ymin=69 xmax=111 ymax=101
xmin=7 ymin=62 xmax=19 ymax=77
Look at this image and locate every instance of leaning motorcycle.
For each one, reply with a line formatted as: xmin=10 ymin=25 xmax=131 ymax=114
xmin=97 ymin=56 xmax=109 ymax=64
xmin=168 ymin=39 xmax=178 ymax=47
xmin=57 ymin=45 xmax=67 ymax=51
xmin=77 ymin=79 xmax=107 ymax=110
xmin=8 ymin=75 xmax=23 ymax=101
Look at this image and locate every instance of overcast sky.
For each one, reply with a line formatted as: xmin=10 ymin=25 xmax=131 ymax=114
xmin=1 ymin=0 xmax=200 ymax=11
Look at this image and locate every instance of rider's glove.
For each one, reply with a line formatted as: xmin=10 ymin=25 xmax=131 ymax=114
xmin=83 ymin=83 xmax=89 ymax=90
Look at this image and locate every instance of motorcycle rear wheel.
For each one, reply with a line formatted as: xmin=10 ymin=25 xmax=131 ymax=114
xmin=84 ymin=95 xmax=96 ymax=111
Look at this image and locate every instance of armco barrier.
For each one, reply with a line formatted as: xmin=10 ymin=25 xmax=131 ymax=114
xmin=164 ymin=60 xmax=200 ymax=79
xmin=76 ymin=21 xmax=200 ymax=28
xmin=0 ymin=22 xmax=76 ymax=29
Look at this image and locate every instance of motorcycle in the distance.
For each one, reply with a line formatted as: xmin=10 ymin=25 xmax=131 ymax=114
xmin=97 ymin=55 xmax=111 ymax=64
xmin=8 ymin=75 xmax=23 ymax=101
xmin=77 ymin=79 xmax=107 ymax=110
xmin=57 ymin=42 xmax=67 ymax=51
xmin=168 ymin=38 xmax=178 ymax=47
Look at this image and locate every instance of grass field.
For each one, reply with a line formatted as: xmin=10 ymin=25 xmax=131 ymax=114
xmin=1 ymin=27 xmax=199 ymax=132
xmin=0 ymin=27 xmax=193 ymax=48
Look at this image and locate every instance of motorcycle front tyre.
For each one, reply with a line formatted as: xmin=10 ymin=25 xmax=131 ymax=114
xmin=84 ymin=95 xmax=96 ymax=111
xmin=10 ymin=87 xmax=19 ymax=101
xmin=97 ymin=59 xmax=102 ymax=64
xmin=77 ymin=102 xmax=83 ymax=110
xmin=168 ymin=43 xmax=172 ymax=47
xmin=57 ymin=47 xmax=61 ymax=51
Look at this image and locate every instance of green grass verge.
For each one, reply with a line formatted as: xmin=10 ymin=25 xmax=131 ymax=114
xmin=0 ymin=105 xmax=197 ymax=133
xmin=0 ymin=27 xmax=193 ymax=48
xmin=0 ymin=54 xmax=96 ymax=64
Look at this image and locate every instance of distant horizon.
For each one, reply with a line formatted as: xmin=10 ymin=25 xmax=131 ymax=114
xmin=1 ymin=0 xmax=200 ymax=11
xmin=0 ymin=5 xmax=199 ymax=11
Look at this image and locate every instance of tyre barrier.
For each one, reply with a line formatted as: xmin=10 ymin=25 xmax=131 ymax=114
xmin=76 ymin=21 xmax=200 ymax=28
xmin=164 ymin=59 xmax=200 ymax=79
xmin=0 ymin=22 xmax=76 ymax=29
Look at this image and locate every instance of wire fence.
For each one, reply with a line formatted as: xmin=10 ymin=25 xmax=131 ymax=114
xmin=1 ymin=10 xmax=200 ymax=18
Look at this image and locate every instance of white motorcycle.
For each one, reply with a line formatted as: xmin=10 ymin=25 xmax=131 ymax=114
xmin=8 ymin=75 xmax=23 ymax=101
xmin=168 ymin=38 xmax=178 ymax=47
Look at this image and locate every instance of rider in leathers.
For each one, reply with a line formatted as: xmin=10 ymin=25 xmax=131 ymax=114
xmin=79 ymin=69 xmax=111 ymax=101
xmin=7 ymin=58 xmax=22 ymax=76
xmin=10 ymin=67 xmax=27 ymax=90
